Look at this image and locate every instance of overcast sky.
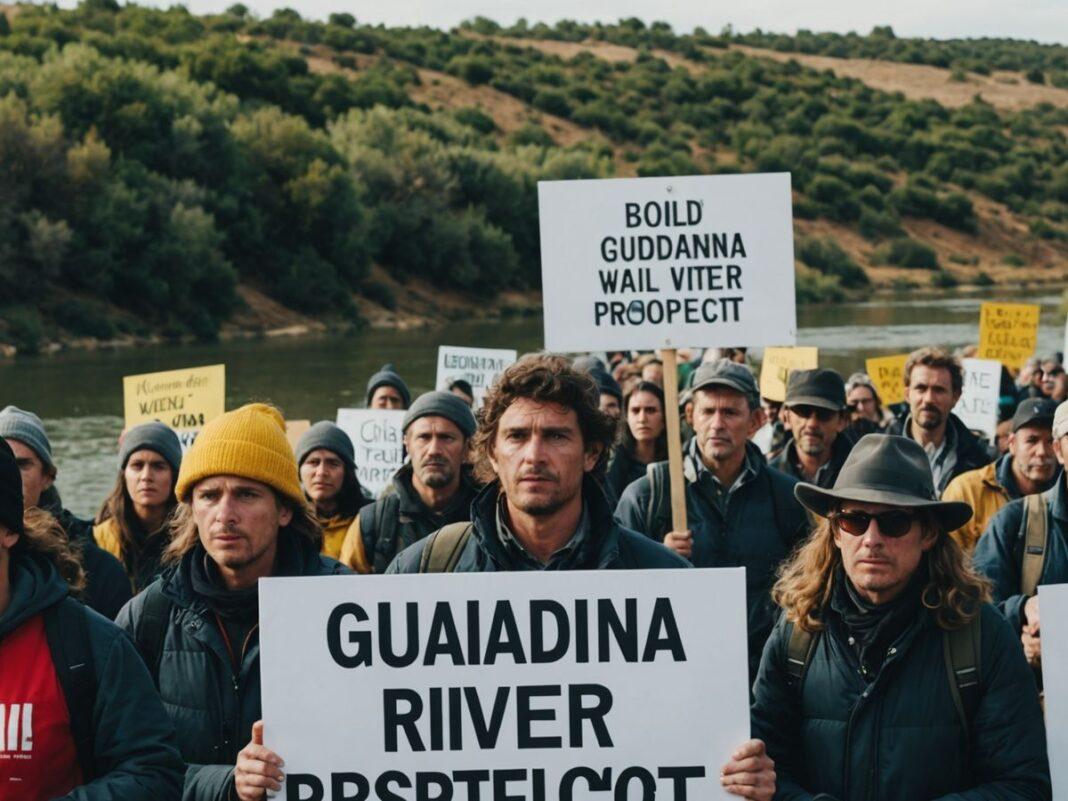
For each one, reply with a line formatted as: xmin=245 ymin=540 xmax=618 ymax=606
xmin=139 ymin=0 xmax=1067 ymax=44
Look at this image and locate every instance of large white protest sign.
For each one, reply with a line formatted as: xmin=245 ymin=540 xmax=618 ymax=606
xmin=954 ymin=358 xmax=1000 ymax=440
xmin=1040 ymin=583 xmax=1068 ymax=796
xmin=538 ymin=173 xmax=795 ymax=351
xmin=261 ymin=569 xmax=749 ymax=801
xmin=437 ymin=346 xmax=517 ymax=408
xmin=336 ymin=408 xmax=405 ymax=495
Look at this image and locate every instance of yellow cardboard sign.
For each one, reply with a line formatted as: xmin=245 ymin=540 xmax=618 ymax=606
xmin=123 ymin=365 xmax=226 ymax=438
xmin=759 ymin=347 xmax=818 ymax=402
xmin=285 ymin=419 xmax=311 ymax=453
xmin=978 ymin=302 xmax=1040 ymax=371
xmin=865 ymin=354 xmax=909 ymax=406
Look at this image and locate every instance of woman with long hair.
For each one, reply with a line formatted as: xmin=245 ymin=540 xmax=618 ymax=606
xmin=93 ymin=422 xmax=181 ymax=593
xmin=605 ymin=381 xmax=668 ymax=502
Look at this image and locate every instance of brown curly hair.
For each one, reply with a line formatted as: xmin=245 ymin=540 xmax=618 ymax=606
xmin=472 ymin=353 xmax=618 ymax=485
xmin=11 ymin=508 xmax=87 ymax=595
xmin=904 ymin=346 xmax=964 ymax=395
xmin=773 ymin=508 xmax=990 ymax=633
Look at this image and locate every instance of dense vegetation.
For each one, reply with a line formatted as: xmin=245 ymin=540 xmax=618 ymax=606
xmin=0 ymin=2 xmax=1066 ymax=350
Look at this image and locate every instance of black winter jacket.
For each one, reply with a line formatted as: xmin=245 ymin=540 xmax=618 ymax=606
xmin=116 ymin=533 xmax=349 ymax=801
xmin=752 ymin=603 xmax=1050 ymax=800
xmin=387 ymin=476 xmax=689 ymax=574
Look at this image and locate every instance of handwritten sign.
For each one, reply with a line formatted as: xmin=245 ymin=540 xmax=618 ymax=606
xmin=336 ymin=408 xmax=405 ymax=496
xmin=436 ymin=346 xmax=517 ymax=408
xmin=538 ymin=173 xmax=796 ymax=351
xmin=758 ymin=347 xmax=818 ymax=403
xmin=122 ymin=364 xmax=225 ymax=450
xmin=865 ymin=354 xmax=909 ymax=407
xmin=954 ymin=358 xmax=1000 ymax=440
xmin=261 ymin=568 xmax=750 ymax=801
xmin=978 ymin=302 xmax=1040 ymax=371
xmin=285 ymin=419 xmax=311 ymax=454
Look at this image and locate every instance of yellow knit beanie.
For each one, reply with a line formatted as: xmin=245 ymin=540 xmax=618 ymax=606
xmin=175 ymin=403 xmax=303 ymax=505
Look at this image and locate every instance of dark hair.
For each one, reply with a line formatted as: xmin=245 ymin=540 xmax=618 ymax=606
xmin=904 ymin=347 xmax=964 ymax=395
xmin=620 ymin=381 xmax=668 ymax=462
xmin=472 ymin=353 xmax=617 ymax=484
xmin=306 ymin=465 xmax=368 ymax=519
xmin=448 ymin=379 xmax=475 ymax=398
xmin=95 ymin=462 xmax=178 ymax=568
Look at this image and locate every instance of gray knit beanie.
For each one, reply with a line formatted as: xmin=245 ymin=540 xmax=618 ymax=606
xmin=0 ymin=405 xmax=54 ymax=473
xmin=590 ymin=368 xmax=623 ymax=403
xmin=119 ymin=422 xmax=182 ymax=474
xmin=366 ymin=363 xmax=411 ymax=408
xmin=403 ymin=391 xmax=477 ymax=439
xmin=296 ymin=421 xmax=356 ymax=469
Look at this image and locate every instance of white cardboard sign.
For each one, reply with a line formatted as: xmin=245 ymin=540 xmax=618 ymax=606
xmin=436 ymin=346 xmax=518 ymax=408
xmin=954 ymin=358 xmax=1001 ymax=440
xmin=335 ymin=408 xmax=405 ymax=496
xmin=1040 ymin=583 xmax=1068 ymax=797
xmin=260 ymin=568 xmax=750 ymax=800
xmin=538 ymin=173 xmax=796 ymax=351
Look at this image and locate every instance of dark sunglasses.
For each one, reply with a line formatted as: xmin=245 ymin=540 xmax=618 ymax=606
xmin=829 ymin=509 xmax=916 ymax=538
xmin=790 ymin=405 xmax=838 ymax=422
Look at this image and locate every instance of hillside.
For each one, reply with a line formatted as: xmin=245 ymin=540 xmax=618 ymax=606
xmin=0 ymin=4 xmax=1066 ymax=353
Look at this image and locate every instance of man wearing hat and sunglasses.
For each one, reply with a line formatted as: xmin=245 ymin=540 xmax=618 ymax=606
xmin=770 ymin=368 xmax=854 ymax=488
xmin=751 ymin=434 xmax=1050 ymax=800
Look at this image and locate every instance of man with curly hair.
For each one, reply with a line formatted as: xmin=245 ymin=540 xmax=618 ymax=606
xmin=751 ymin=434 xmax=1050 ymax=800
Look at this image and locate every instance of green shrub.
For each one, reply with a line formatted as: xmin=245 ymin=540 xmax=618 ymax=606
xmin=975 ymin=271 xmax=995 ymax=286
xmin=872 ymin=237 xmax=940 ymax=269
xmin=509 ymin=123 xmax=554 ymax=147
xmin=1025 ymin=68 xmax=1045 ymax=85
xmin=1003 ymin=253 xmax=1027 ymax=267
xmin=0 ymin=307 xmax=44 ymax=352
xmin=930 ymin=270 xmax=959 ymax=288
xmin=454 ymin=106 xmax=497 ymax=134
xmin=361 ymin=280 xmax=397 ymax=310
xmin=948 ymin=253 xmax=979 ymax=265
xmin=52 ymin=298 xmax=117 ymax=339
xmin=795 ymin=266 xmax=845 ymax=304
xmin=795 ymin=236 xmax=869 ymax=287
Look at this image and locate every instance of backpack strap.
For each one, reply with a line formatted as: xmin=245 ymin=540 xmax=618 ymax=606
xmin=134 ymin=583 xmax=174 ymax=686
xmin=1020 ymin=492 xmax=1049 ymax=598
xmin=943 ymin=615 xmax=982 ymax=739
xmin=644 ymin=461 xmax=672 ymax=539
xmin=418 ymin=523 xmax=474 ymax=573
xmin=783 ymin=619 xmax=818 ymax=689
xmin=43 ymin=599 xmax=97 ymax=781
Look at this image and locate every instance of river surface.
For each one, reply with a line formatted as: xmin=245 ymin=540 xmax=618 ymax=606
xmin=2 ymin=289 xmax=1065 ymax=517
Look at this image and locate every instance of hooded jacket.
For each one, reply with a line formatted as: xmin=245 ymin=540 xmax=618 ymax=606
xmin=2 ymin=551 xmax=184 ymax=800
xmin=116 ymin=532 xmax=349 ymax=801
xmin=387 ymin=476 xmax=689 ymax=574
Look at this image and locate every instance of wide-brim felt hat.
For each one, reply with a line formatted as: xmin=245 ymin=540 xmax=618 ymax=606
xmin=794 ymin=433 xmax=973 ymax=532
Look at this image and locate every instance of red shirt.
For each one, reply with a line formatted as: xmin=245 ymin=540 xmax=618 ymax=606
xmin=0 ymin=613 xmax=81 ymax=800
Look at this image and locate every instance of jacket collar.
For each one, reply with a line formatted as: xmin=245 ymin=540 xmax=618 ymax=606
xmin=392 ymin=462 xmax=478 ymax=519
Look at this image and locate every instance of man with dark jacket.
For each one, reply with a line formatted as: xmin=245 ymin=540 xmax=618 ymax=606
xmin=0 ymin=405 xmax=130 ymax=619
xmin=615 ymin=359 xmax=809 ymax=679
xmin=973 ymin=400 xmax=1068 ymax=670
xmin=0 ymin=438 xmax=183 ymax=800
xmin=388 ymin=354 xmax=776 ymax=798
xmin=752 ymin=434 xmax=1050 ymax=800
xmin=770 ymin=368 xmax=854 ymax=488
xmin=341 ymin=391 xmax=480 ymax=573
xmin=117 ymin=403 xmax=350 ymax=801
xmin=888 ymin=347 xmax=994 ymax=494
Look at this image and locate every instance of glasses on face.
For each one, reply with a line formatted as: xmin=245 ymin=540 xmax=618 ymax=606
xmin=830 ymin=509 xmax=916 ymax=538
xmin=790 ymin=405 xmax=838 ymax=422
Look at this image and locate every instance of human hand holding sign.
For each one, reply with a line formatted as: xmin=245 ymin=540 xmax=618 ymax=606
xmin=721 ymin=738 xmax=776 ymax=799
xmin=664 ymin=529 xmax=693 ymax=559
xmin=235 ymin=721 xmax=285 ymax=801
xmin=1022 ymin=595 xmax=1041 ymax=666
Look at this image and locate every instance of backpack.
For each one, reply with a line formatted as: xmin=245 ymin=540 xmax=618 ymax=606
xmin=42 ymin=598 xmax=98 ymax=780
xmin=644 ymin=460 xmax=801 ymax=546
xmin=782 ymin=614 xmax=982 ymax=736
xmin=417 ymin=523 xmax=474 ymax=573
xmin=1019 ymin=491 xmax=1053 ymax=598
xmin=131 ymin=582 xmax=174 ymax=686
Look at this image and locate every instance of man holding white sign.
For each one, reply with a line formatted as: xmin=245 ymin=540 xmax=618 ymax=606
xmin=386 ymin=354 xmax=775 ymax=797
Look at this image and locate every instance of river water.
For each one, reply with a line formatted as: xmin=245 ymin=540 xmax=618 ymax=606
xmin=1 ymin=289 xmax=1065 ymax=518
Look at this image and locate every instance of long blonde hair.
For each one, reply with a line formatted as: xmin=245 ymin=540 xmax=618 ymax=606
xmin=774 ymin=510 xmax=990 ymax=633
xmin=163 ymin=494 xmax=322 ymax=565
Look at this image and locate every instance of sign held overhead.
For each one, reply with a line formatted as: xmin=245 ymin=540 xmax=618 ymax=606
xmin=538 ymin=173 xmax=796 ymax=351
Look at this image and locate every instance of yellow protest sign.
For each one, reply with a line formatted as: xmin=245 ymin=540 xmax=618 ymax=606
xmin=285 ymin=419 xmax=311 ymax=453
xmin=123 ymin=365 xmax=225 ymax=449
xmin=978 ymin=302 xmax=1040 ymax=371
xmin=865 ymin=354 xmax=909 ymax=406
xmin=759 ymin=347 xmax=818 ymax=402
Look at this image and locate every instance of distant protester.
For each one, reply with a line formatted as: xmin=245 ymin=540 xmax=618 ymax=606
xmin=366 ymin=363 xmax=411 ymax=409
xmin=605 ymin=381 xmax=667 ymax=502
xmin=93 ymin=422 xmax=182 ymax=593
